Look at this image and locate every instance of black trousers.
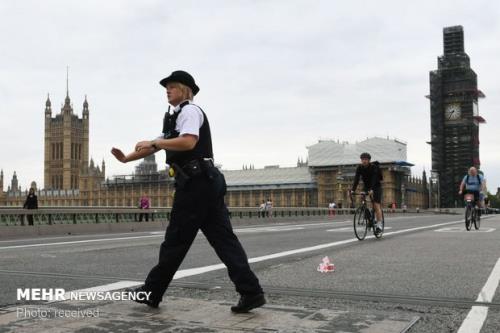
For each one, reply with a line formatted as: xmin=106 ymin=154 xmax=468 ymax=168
xmin=139 ymin=212 xmax=149 ymax=222
xmin=144 ymin=167 xmax=263 ymax=303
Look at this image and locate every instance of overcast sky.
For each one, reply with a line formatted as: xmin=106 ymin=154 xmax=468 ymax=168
xmin=0 ymin=0 xmax=499 ymax=192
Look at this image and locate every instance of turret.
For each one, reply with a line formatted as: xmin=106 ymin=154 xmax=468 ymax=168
xmin=101 ymin=160 xmax=106 ymax=177
xmin=83 ymin=95 xmax=89 ymax=118
xmin=45 ymin=94 xmax=52 ymax=117
xmin=11 ymin=171 xmax=19 ymax=192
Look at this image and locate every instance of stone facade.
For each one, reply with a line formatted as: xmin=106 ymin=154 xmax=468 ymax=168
xmin=0 ymin=88 xmax=430 ymax=209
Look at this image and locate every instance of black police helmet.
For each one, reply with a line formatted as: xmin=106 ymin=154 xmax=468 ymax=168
xmin=360 ymin=152 xmax=371 ymax=160
xmin=159 ymin=70 xmax=200 ymax=96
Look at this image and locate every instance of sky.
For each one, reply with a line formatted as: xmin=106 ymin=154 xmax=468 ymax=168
xmin=0 ymin=0 xmax=499 ymax=192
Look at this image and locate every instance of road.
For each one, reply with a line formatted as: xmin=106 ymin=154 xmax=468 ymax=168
xmin=0 ymin=213 xmax=499 ymax=332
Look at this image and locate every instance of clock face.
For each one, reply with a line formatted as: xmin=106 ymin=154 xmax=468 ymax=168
xmin=445 ymin=103 xmax=461 ymax=121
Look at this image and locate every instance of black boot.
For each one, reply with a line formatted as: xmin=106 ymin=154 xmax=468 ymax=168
xmin=125 ymin=285 xmax=160 ymax=308
xmin=231 ymin=293 xmax=266 ymax=313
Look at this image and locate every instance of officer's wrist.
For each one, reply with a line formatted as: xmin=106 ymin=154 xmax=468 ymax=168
xmin=151 ymin=140 xmax=159 ymax=150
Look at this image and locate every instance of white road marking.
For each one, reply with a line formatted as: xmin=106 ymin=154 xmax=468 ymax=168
xmin=0 ymin=235 xmax=162 ymax=250
xmin=435 ymin=227 xmax=496 ymax=233
xmin=458 ymin=257 xmax=500 ymax=333
xmin=0 ymin=215 xmax=461 ymax=250
xmin=46 ymin=281 xmax=142 ymax=304
xmin=327 ymin=227 xmax=392 ymax=232
xmin=236 ymin=226 xmax=304 ymax=233
xmin=0 ymin=222 xmax=350 ymax=250
xmin=43 ymin=219 xmax=467 ymax=301
xmin=476 ymin=258 xmax=500 ymax=303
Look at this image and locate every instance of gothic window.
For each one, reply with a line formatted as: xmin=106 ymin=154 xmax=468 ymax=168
xmin=297 ymin=192 xmax=303 ymax=207
xmin=233 ymin=192 xmax=240 ymax=207
xmin=243 ymin=192 xmax=250 ymax=207
xmin=285 ymin=191 xmax=292 ymax=206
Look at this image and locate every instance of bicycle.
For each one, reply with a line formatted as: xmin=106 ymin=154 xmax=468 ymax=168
xmin=350 ymin=191 xmax=385 ymax=240
xmin=464 ymin=193 xmax=480 ymax=231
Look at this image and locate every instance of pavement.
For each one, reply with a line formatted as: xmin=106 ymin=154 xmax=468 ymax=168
xmin=0 ymin=295 xmax=419 ymax=333
xmin=0 ymin=213 xmax=499 ymax=332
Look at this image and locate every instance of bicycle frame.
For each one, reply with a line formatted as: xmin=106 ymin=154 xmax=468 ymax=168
xmin=464 ymin=193 xmax=479 ymax=231
xmin=350 ymin=191 xmax=383 ymax=240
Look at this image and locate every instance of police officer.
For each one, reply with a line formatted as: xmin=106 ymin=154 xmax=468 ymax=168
xmin=111 ymin=70 xmax=265 ymax=313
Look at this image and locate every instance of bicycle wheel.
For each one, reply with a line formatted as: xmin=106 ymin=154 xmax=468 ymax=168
xmin=354 ymin=206 xmax=368 ymax=240
xmin=465 ymin=205 xmax=472 ymax=231
xmin=374 ymin=209 xmax=385 ymax=239
xmin=474 ymin=208 xmax=481 ymax=230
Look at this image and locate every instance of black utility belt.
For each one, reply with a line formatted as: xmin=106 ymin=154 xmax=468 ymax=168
xmin=169 ymin=159 xmax=214 ymax=178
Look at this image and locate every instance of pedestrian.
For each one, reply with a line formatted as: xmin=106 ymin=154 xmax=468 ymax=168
xmin=265 ymin=199 xmax=273 ymax=218
xmin=139 ymin=194 xmax=150 ymax=222
xmin=111 ymin=70 xmax=265 ymax=312
xmin=259 ymin=200 xmax=266 ymax=218
xmin=22 ymin=187 xmax=38 ymax=226
xmin=332 ymin=202 xmax=336 ymax=216
xmin=328 ymin=202 xmax=333 ymax=217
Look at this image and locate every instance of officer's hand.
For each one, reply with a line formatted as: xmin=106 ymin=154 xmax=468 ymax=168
xmin=135 ymin=141 xmax=153 ymax=152
xmin=111 ymin=148 xmax=127 ymax=163
xmin=368 ymin=190 xmax=374 ymax=196
xmin=458 ymin=191 xmax=462 ymax=195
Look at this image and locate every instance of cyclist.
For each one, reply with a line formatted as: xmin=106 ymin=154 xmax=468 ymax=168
xmin=458 ymin=167 xmax=485 ymax=215
xmin=349 ymin=152 xmax=383 ymax=233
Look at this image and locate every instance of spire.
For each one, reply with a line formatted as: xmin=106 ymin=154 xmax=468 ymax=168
xmin=66 ymin=66 xmax=69 ymax=98
xmin=45 ymin=93 xmax=52 ymax=115
xmin=83 ymin=94 xmax=89 ymax=115
xmin=63 ymin=66 xmax=71 ymax=108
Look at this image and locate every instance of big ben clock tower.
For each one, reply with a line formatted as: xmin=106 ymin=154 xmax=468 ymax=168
xmin=428 ymin=25 xmax=486 ymax=207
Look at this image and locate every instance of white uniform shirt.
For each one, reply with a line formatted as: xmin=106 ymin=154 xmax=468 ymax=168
xmin=155 ymin=100 xmax=204 ymax=140
xmin=173 ymin=101 xmax=204 ymax=137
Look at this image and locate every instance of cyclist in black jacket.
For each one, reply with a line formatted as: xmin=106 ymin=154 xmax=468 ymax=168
xmin=349 ymin=152 xmax=383 ymax=233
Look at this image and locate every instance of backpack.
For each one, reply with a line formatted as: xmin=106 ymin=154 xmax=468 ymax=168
xmin=465 ymin=174 xmax=481 ymax=186
xmin=372 ymin=161 xmax=383 ymax=181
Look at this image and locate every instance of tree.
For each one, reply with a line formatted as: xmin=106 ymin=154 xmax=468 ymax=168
xmin=486 ymin=192 xmax=500 ymax=208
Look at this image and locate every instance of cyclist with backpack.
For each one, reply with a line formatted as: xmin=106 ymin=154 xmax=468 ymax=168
xmin=349 ymin=152 xmax=384 ymax=234
xmin=458 ymin=167 xmax=486 ymax=214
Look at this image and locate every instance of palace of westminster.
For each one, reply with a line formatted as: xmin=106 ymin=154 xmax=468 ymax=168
xmin=0 ymin=26 xmax=486 ymax=209
xmin=0 ymin=88 xmax=429 ymax=209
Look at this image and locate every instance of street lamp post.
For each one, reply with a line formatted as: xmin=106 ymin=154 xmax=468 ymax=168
xmin=428 ymin=178 xmax=432 ymax=209
xmin=431 ymin=170 xmax=440 ymax=209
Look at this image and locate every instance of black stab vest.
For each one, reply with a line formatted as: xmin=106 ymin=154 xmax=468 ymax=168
xmin=162 ymin=101 xmax=214 ymax=166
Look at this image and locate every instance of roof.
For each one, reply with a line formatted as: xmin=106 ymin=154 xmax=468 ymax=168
xmin=307 ymin=137 xmax=408 ymax=167
xmin=222 ymin=166 xmax=313 ymax=187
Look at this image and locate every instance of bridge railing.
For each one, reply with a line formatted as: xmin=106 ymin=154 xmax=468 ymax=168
xmin=0 ymin=206 xmax=432 ymax=226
